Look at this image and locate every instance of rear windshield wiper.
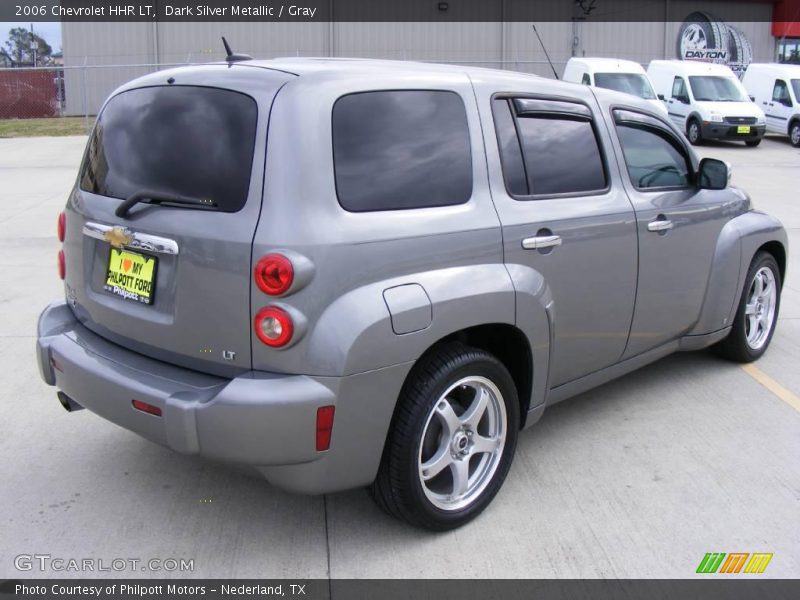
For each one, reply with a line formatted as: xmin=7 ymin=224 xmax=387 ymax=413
xmin=115 ymin=190 xmax=217 ymax=218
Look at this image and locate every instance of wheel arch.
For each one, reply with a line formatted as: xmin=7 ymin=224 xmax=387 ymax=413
xmin=758 ymin=240 xmax=786 ymax=285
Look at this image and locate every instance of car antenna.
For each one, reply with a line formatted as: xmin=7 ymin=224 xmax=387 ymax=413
xmin=532 ymin=24 xmax=559 ymax=80
xmin=221 ymin=36 xmax=253 ymax=63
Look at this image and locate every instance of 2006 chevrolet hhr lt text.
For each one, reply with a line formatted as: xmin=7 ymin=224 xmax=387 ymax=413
xmin=37 ymin=56 xmax=787 ymax=530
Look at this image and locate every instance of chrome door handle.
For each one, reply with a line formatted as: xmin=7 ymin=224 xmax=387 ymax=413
xmin=522 ymin=235 xmax=562 ymax=250
xmin=647 ymin=219 xmax=673 ymax=232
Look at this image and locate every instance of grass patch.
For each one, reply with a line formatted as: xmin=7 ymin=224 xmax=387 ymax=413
xmin=0 ymin=117 xmax=92 ymax=138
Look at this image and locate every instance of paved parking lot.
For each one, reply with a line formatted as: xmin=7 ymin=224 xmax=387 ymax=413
xmin=1 ymin=134 xmax=798 ymax=579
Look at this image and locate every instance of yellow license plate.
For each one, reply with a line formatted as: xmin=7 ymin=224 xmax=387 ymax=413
xmin=104 ymin=249 xmax=157 ymax=304
xmin=737 ymin=125 xmax=751 ymax=134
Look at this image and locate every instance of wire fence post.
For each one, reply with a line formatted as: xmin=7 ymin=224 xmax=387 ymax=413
xmin=82 ymin=56 xmax=89 ymax=134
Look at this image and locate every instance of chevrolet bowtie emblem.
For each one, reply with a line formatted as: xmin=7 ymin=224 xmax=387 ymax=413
xmin=103 ymin=227 xmax=133 ymax=249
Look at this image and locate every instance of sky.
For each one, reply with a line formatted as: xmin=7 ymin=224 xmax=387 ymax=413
xmin=0 ymin=21 xmax=62 ymax=53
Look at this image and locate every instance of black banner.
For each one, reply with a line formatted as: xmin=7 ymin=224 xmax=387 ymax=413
xmin=0 ymin=0 xmax=782 ymax=22
xmin=2 ymin=579 xmax=800 ymax=600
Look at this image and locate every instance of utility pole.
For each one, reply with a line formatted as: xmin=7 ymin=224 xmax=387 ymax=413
xmin=30 ymin=23 xmax=37 ymax=67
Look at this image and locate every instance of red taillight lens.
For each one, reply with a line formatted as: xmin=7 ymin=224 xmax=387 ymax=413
xmin=57 ymin=211 xmax=66 ymax=242
xmin=254 ymin=306 xmax=294 ymax=347
xmin=132 ymin=399 xmax=162 ymax=417
xmin=316 ymin=405 xmax=335 ymax=451
xmin=254 ymin=254 xmax=294 ymax=296
xmin=57 ymin=249 xmax=65 ymax=280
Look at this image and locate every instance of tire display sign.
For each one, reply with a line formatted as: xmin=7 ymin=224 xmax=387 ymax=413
xmin=677 ymin=12 xmax=752 ymax=77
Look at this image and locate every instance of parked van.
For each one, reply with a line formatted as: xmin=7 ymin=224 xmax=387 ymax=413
xmin=647 ymin=60 xmax=766 ymax=146
xmin=563 ymin=57 xmax=667 ymax=114
xmin=742 ymin=63 xmax=800 ymax=147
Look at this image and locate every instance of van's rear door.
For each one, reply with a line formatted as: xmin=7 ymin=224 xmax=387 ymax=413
xmin=64 ymin=65 xmax=294 ymax=377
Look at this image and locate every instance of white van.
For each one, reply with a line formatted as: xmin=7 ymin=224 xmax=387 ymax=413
xmin=742 ymin=63 xmax=800 ymax=147
xmin=562 ymin=57 xmax=667 ymax=115
xmin=647 ymin=60 xmax=766 ymax=146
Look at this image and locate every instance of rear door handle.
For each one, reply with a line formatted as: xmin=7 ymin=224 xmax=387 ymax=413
xmin=522 ymin=235 xmax=562 ymax=250
xmin=647 ymin=219 xmax=673 ymax=232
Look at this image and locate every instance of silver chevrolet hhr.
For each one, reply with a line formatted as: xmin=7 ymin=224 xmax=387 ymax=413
xmin=37 ymin=56 xmax=787 ymax=530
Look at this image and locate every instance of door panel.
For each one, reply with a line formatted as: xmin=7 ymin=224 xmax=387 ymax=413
xmin=765 ymin=79 xmax=793 ymax=134
xmin=667 ymin=76 xmax=690 ymax=131
xmin=486 ymin=95 xmax=637 ymax=387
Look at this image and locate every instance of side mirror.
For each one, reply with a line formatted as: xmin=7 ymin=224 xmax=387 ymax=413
xmin=657 ymin=94 xmax=665 ymax=101
xmin=749 ymin=95 xmax=756 ymax=102
xmin=679 ymin=95 xmax=690 ymax=104
xmin=698 ymin=158 xmax=731 ymax=190
xmin=782 ymin=98 xmax=793 ymax=107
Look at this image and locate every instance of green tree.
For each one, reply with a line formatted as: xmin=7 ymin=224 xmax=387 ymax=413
xmin=4 ymin=27 xmax=53 ymax=66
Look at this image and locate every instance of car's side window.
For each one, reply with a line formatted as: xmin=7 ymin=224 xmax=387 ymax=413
xmin=491 ymin=97 xmax=607 ymax=199
xmin=331 ymin=90 xmax=472 ymax=212
xmin=772 ymin=79 xmax=792 ymax=105
xmin=581 ymin=73 xmax=591 ymax=85
xmin=672 ymin=76 xmax=688 ymax=100
xmin=614 ymin=110 xmax=692 ymax=190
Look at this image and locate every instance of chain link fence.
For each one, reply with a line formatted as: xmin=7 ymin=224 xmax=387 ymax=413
xmin=0 ymin=58 xmax=568 ymax=132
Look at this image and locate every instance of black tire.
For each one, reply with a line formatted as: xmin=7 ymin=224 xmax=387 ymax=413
xmin=790 ymin=122 xmax=800 ymax=148
xmin=714 ymin=251 xmax=781 ymax=362
xmin=370 ymin=342 xmax=520 ymax=531
xmin=745 ymin=139 xmax=762 ymax=147
xmin=676 ymin=12 xmax=728 ymax=61
xmin=687 ymin=118 xmax=703 ymax=145
xmin=725 ymin=25 xmax=753 ymax=76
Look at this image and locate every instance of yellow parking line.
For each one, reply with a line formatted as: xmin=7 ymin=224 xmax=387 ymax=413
xmin=741 ymin=363 xmax=800 ymax=413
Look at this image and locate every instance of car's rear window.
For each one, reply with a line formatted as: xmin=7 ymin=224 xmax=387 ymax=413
xmin=80 ymin=85 xmax=258 ymax=213
xmin=332 ymin=90 xmax=472 ymax=212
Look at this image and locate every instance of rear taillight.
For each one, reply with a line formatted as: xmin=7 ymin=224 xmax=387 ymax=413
xmin=254 ymin=254 xmax=294 ymax=296
xmin=57 ymin=249 xmax=65 ymax=280
xmin=316 ymin=405 xmax=335 ymax=451
xmin=254 ymin=306 xmax=294 ymax=347
xmin=57 ymin=211 xmax=66 ymax=242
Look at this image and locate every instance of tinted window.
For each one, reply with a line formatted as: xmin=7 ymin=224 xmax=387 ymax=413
xmin=581 ymin=73 xmax=591 ymax=85
xmin=792 ymin=80 xmax=800 ymax=103
xmin=81 ymin=86 xmax=257 ymax=212
xmin=616 ymin=124 xmax=691 ymax=189
xmin=515 ymin=113 xmax=607 ymax=196
xmin=772 ymin=79 xmax=791 ymax=104
xmin=491 ymin=99 xmax=527 ymax=196
xmin=332 ymin=90 xmax=472 ymax=212
xmin=672 ymin=77 xmax=687 ymax=99
xmin=594 ymin=73 xmax=656 ymax=100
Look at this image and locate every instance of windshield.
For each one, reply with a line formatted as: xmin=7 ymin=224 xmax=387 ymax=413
xmin=594 ymin=72 xmax=657 ymax=100
xmin=80 ymin=86 xmax=258 ymax=212
xmin=792 ymin=80 xmax=800 ymax=103
xmin=688 ymin=76 xmax=748 ymax=102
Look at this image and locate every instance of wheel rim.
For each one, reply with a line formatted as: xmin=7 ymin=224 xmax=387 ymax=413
xmin=681 ymin=24 xmax=708 ymax=52
xmin=791 ymin=125 xmax=800 ymax=146
xmin=744 ymin=266 xmax=777 ymax=350
xmin=689 ymin=123 xmax=699 ymax=142
xmin=418 ymin=376 xmax=507 ymax=512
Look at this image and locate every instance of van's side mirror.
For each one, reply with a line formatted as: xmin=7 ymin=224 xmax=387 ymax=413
xmin=657 ymin=94 xmax=665 ymax=101
xmin=698 ymin=158 xmax=730 ymax=190
xmin=781 ymin=98 xmax=793 ymax=107
xmin=749 ymin=95 xmax=756 ymax=102
xmin=677 ymin=95 xmax=690 ymax=104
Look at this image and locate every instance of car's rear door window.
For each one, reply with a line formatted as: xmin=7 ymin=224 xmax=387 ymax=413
xmin=492 ymin=97 xmax=607 ymax=198
xmin=80 ymin=85 xmax=258 ymax=213
xmin=332 ymin=90 xmax=472 ymax=212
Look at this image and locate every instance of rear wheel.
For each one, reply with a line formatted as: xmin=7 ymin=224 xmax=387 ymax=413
xmin=370 ymin=343 xmax=519 ymax=530
xmin=790 ymin=122 xmax=800 ymax=148
xmin=687 ymin=119 xmax=703 ymax=145
xmin=714 ymin=252 xmax=781 ymax=362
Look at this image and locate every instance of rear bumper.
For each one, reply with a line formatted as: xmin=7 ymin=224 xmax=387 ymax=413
xmin=700 ymin=122 xmax=765 ymax=141
xmin=36 ymin=301 xmax=411 ymax=494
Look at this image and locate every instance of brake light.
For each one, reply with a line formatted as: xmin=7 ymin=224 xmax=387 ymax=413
xmin=57 ymin=249 xmax=65 ymax=280
xmin=316 ymin=405 xmax=335 ymax=451
xmin=254 ymin=306 xmax=294 ymax=347
xmin=132 ymin=399 xmax=162 ymax=417
xmin=254 ymin=254 xmax=294 ymax=296
xmin=57 ymin=211 xmax=66 ymax=242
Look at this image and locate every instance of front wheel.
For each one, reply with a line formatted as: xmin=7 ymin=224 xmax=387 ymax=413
xmin=370 ymin=343 xmax=519 ymax=530
xmin=790 ymin=122 xmax=800 ymax=148
xmin=714 ymin=251 xmax=781 ymax=362
xmin=687 ymin=119 xmax=703 ymax=145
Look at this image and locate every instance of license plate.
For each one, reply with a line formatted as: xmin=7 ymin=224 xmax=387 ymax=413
xmin=104 ymin=249 xmax=157 ymax=305
xmin=737 ymin=125 xmax=751 ymax=134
